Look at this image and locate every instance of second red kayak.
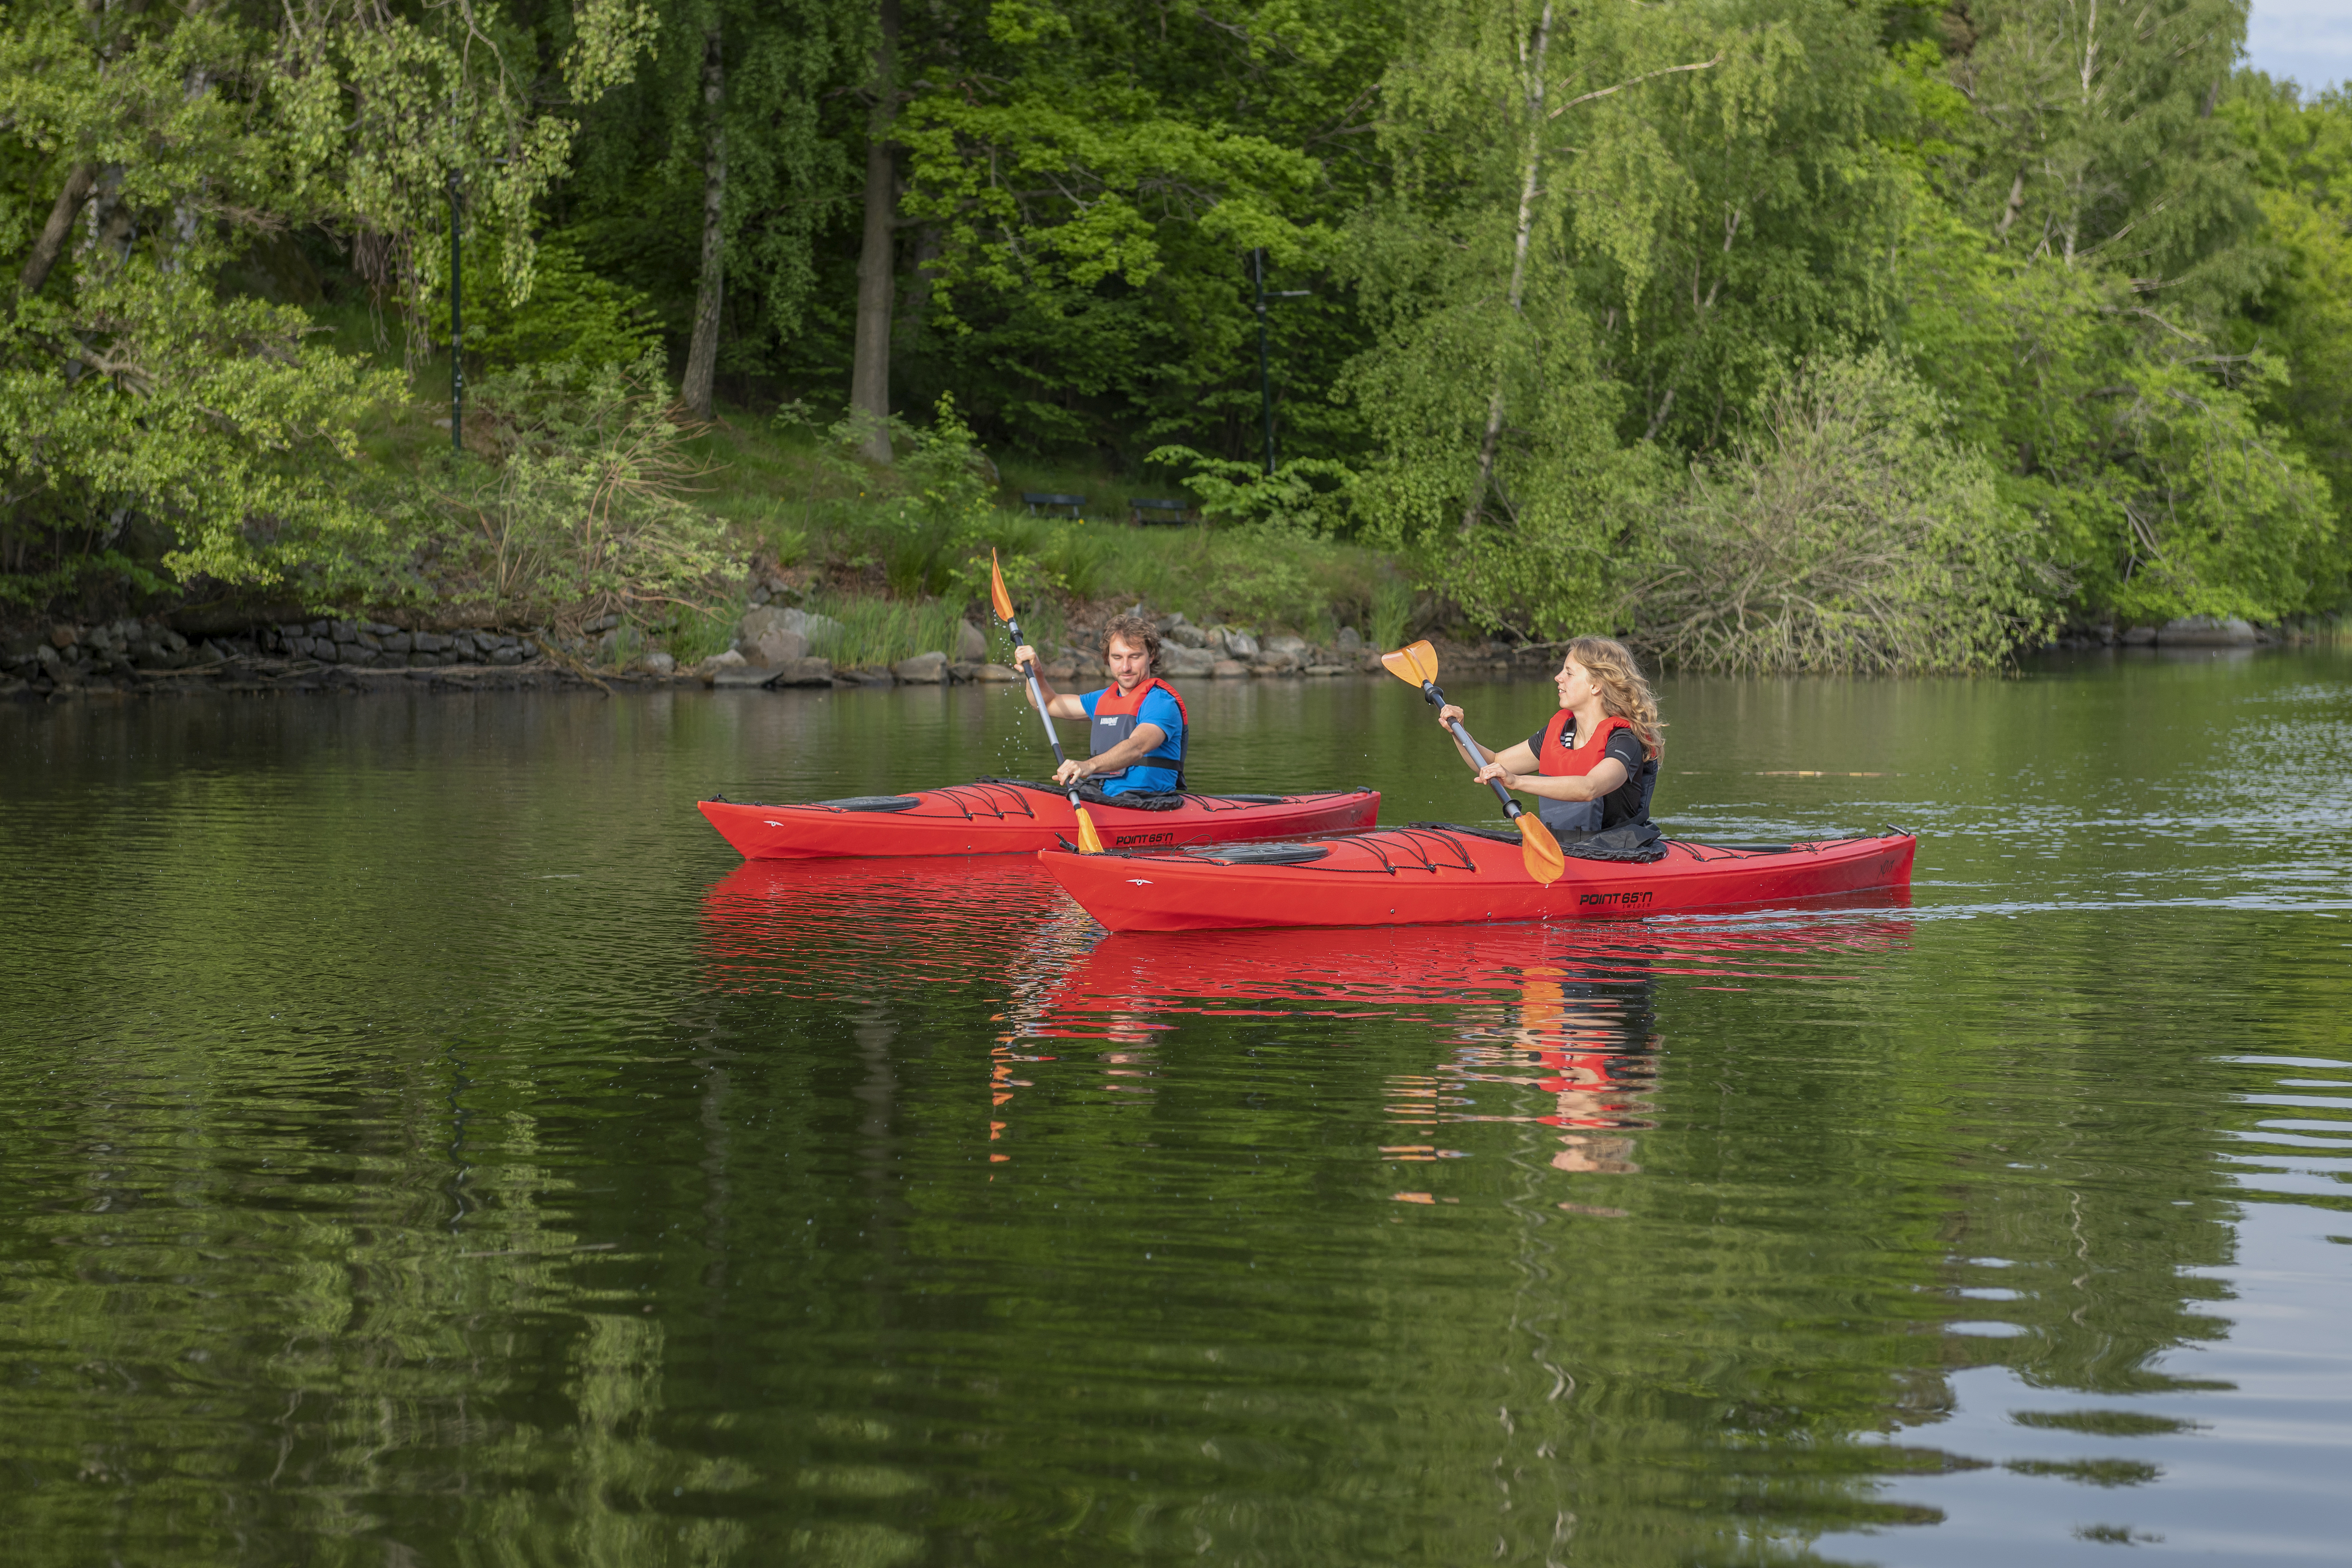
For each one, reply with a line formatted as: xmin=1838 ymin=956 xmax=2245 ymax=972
xmin=1038 ymin=823 xmax=1916 ymax=931
xmin=699 ymin=780 xmax=1380 ymax=859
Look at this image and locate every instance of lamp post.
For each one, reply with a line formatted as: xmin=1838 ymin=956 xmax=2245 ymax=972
xmin=1251 ymin=248 xmax=1311 ymax=475
xmin=448 ymin=169 xmax=463 ymax=457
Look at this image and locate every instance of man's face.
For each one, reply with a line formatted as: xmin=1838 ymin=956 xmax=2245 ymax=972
xmin=1105 ymin=635 xmax=1152 ymax=691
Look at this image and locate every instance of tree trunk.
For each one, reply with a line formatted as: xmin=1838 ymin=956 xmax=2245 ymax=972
xmin=849 ymin=0 xmax=901 ymax=464
xmin=1462 ymin=0 xmax=1555 ymax=537
xmin=681 ymin=16 xmax=727 ymax=422
xmin=16 ymin=162 xmax=97 ymax=302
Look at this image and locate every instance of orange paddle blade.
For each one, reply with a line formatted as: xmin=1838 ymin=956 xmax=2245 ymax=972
xmin=1073 ymin=804 xmax=1105 ymax=855
xmin=1379 ymin=639 xmax=1438 ymax=687
xmin=1517 ymin=812 xmax=1566 ymax=886
xmin=987 ymin=549 xmax=1017 ymax=625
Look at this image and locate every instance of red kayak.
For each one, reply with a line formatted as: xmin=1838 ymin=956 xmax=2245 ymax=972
xmin=699 ymin=780 xmax=1381 ymax=860
xmin=1037 ymin=823 xmax=1915 ymax=931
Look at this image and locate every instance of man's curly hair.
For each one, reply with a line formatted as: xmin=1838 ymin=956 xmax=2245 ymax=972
xmin=1100 ymin=613 xmax=1161 ymax=671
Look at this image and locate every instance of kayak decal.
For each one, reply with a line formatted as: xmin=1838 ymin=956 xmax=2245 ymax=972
xmin=1113 ymin=831 xmax=1177 ymax=846
xmin=1577 ymin=890 xmax=1653 ymax=908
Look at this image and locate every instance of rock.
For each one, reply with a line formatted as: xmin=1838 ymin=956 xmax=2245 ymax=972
xmin=707 ymin=648 xmax=748 ymax=669
xmin=634 ymin=650 xmax=677 ymax=677
xmin=769 ymin=656 xmax=833 ymax=687
xmin=1042 ymin=661 xmax=1077 ymax=682
xmin=2156 ymin=614 xmax=2257 ymax=646
xmin=957 ymin=618 xmax=988 ymax=661
xmin=1161 ymin=644 xmax=1218 ymax=677
xmin=1155 ymin=611 xmax=1190 ymax=634
xmin=382 ymin=631 xmax=413 ymax=653
xmin=2120 ymin=626 xmax=2157 ymax=646
xmin=948 ymin=661 xmax=981 ymax=683
xmin=48 ymin=625 xmax=77 ymax=649
xmin=1335 ymin=625 xmax=1363 ymax=655
xmin=1304 ymin=663 xmax=1347 ymax=677
xmin=746 ymin=627 xmax=808 ymax=667
xmin=839 ymin=667 xmax=897 ymax=687
xmin=1264 ymin=632 xmax=1308 ymax=654
xmin=1165 ymin=624 xmax=1211 ymax=649
xmin=413 ymin=630 xmax=451 ymax=653
xmin=739 ymin=604 xmax=793 ymax=645
xmin=489 ymin=645 xmax=526 ymax=667
xmin=976 ymin=663 xmax=1020 ymax=683
xmin=1253 ymin=646 xmax=1302 ymax=672
xmin=892 ymin=650 xmax=949 ymax=684
xmin=1358 ymin=651 xmax=1385 ymax=672
xmin=1211 ymin=659 xmax=1248 ymax=678
xmin=712 ymin=662 xmax=779 ymax=688
xmin=1224 ymin=631 xmax=1259 ymax=658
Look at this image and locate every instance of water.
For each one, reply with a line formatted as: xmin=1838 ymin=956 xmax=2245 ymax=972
xmin=2 ymin=648 xmax=2348 ymax=1565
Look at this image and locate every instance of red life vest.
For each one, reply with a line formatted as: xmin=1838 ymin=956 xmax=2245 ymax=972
xmin=1536 ymin=709 xmax=1637 ymax=777
xmin=1531 ymin=710 xmax=1652 ymax=833
xmin=1088 ymin=677 xmax=1188 ymax=783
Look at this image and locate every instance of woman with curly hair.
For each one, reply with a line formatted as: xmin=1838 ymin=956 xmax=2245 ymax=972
xmin=1436 ymin=637 xmax=1663 ymax=836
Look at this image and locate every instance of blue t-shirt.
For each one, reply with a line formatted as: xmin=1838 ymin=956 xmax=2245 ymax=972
xmin=1079 ymin=685 xmax=1185 ymax=795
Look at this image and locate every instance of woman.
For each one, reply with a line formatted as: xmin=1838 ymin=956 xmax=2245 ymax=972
xmin=1437 ymin=637 xmax=1663 ymax=836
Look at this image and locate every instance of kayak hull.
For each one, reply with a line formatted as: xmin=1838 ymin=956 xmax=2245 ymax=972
xmin=1037 ymin=826 xmax=1916 ymax=931
xmin=699 ymin=782 xmax=1381 ymax=860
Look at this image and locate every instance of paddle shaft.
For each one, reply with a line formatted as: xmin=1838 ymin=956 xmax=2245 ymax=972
xmin=1420 ymin=680 xmax=1533 ymax=824
xmin=1001 ymin=614 xmax=1074 ymax=768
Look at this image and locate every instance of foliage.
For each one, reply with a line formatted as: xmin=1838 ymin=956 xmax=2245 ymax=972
xmin=1630 ymin=353 xmax=2058 ymax=675
xmin=427 ymin=233 xmax=660 ymax=371
xmin=429 ymin=353 xmax=737 ymax=624
xmin=795 ymin=589 xmax=971 ymax=669
xmin=1143 ymin=447 xmax=1356 ymax=533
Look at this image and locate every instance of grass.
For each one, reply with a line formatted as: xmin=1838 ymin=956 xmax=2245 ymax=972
xmin=316 ymin=345 xmax=1414 ymax=657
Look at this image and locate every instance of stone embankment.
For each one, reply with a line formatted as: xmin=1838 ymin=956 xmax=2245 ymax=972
xmin=695 ymin=605 xmax=1418 ymax=693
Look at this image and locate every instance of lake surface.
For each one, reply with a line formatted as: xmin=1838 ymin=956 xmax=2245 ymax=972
xmin=2 ymin=648 xmax=2348 ymax=1566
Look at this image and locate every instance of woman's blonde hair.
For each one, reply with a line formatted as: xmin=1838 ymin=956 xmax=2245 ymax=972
xmin=1565 ymin=636 xmax=1664 ymax=758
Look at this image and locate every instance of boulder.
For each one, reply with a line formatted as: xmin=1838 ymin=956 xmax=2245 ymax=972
xmin=1264 ymin=632 xmax=1308 ymax=655
xmin=1155 ymin=611 xmax=1190 ymax=634
xmin=741 ymin=604 xmax=843 ymax=651
xmin=1165 ymin=623 xmax=1211 ymax=649
xmin=1335 ymin=625 xmax=1363 ymax=656
xmin=976 ymin=663 xmax=1021 ymax=683
xmin=893 ymin=650 xmax=950 ymax=684
xmin=1304 ymin=663 xmax=1347 ymax=677
xmin=2156 ymin=615 xmax=2256 ymax=647
xmin=1252 ymin=647 xmax=1302 ymax=673
xmin=746 ymin=627 xmax=809 ymax=667
xmin=1161 ymin=644 xmax=1218 ymax=677
xmin=1042 ymin=661 xmax=1077 ymax=682
xmin=770 ymin=656 xmax=833 ymax=686
xmin=712 ymin=661 xmax=780 ymax=688
xmin=1223 ymin=630 xmax=1259 ymax=659
xmin=634 ymin=650 xmax=677 ymax=677
xmin=957 ymin=618 xmax=989 ymax=661
xmin=1211 ymin=659 xmax=1248 ymax=679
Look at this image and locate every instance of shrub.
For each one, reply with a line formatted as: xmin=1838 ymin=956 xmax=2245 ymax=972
xmin=1628 ymin=352 xmax=2060 ymax=675
xmin=428 ymin=352 xmax=738 ymax=626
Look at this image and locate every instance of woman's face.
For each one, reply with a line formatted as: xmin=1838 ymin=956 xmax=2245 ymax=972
xmin=1555 ymin=656 xmax=1597 ymax=709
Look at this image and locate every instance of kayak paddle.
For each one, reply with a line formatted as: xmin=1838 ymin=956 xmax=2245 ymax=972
xmin=989 ymin=549 xmax=1105 ymax=855
xmin=1381 ymin=638 xmax=1565 ymax=885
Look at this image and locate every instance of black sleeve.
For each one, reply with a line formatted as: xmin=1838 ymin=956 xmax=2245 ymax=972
xmin=1526 ymin=725 xmax=1549 ymax=758
xmin=1604 ymin=730 xmax=1646 ymax=774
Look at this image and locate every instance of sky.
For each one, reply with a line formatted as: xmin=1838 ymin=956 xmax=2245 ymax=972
xmin=2246 ymin=0 xmax=2352 ymax=95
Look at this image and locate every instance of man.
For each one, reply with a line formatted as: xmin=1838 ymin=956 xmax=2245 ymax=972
xmin=1011 ymin=613 xmax=1187 ymax=796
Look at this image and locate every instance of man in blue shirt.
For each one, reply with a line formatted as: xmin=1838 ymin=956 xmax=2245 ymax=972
xmin=1011 ymin=613 xmax=1188 ymax=796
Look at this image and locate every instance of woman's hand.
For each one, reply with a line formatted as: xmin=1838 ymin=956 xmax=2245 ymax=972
xmin=1053 ymin=757 xmax=1094 ymax=787
xmin=1475 ymin=760 xmax=1520 ymax=791
xmin=1437 ymin=703 xmax=1465 ymax=729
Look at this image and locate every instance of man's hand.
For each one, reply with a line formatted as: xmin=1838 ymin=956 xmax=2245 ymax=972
xmin=1012 ymin=643 xmax=1038 ymax=671
xmin=1438 ymin=703 xmax=1466 ymax=728
xmin=1054 ymin=757 xmax=1095 ymax=787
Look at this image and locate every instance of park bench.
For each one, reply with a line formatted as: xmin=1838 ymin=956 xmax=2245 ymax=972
xmin=1022 ymin=492 xmax=1087 ymax=518
xmin=1128 ymin=497 xmax=1192 ymax=526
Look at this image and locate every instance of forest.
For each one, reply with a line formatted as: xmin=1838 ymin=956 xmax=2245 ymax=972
xmin=3 ymin=0 xmax=2350 ymax=673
